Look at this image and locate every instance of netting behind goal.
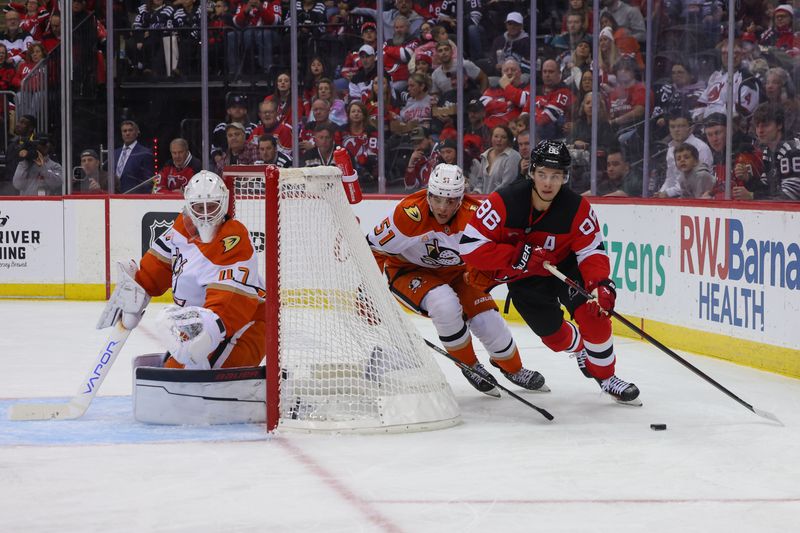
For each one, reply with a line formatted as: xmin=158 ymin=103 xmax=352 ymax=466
xmin=223 ymin=165 xmax=460 ymax=433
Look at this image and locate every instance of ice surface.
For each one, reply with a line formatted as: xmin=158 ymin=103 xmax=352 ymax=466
xmin=1 ymin=300 xmax=798 ymax=532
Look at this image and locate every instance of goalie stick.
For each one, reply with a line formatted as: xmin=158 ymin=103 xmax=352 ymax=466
xmin=424 ymin=339 xmax=555 ymax=421
xmin=542 ymin=262 xmax=782 ymax=425
xmin=8 ymin=321 xmax=131 ymax=421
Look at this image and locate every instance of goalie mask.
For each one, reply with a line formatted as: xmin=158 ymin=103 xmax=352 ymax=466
xmin=529 ymin=140 xmax=571 ymax=182
xmin=184 ymin=170 xmax=229 ymax=243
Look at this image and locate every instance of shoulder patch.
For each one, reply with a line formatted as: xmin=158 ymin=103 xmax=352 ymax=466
xmin=403 ymin=205 xmax=422 ymax=222
xmin=222 ymin=235 xmax=241 ymax=252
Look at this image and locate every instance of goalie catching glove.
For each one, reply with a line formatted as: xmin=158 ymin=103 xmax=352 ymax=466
xmin=97 ymin=260 xmax=151 ymax=330
xmin=585 ymin=278 xmax=616 ymax=317
xmin=154 ymin=305 xmax=227 ymax=370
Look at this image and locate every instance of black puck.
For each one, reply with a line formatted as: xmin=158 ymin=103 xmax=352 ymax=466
xmin=650 ymin=424 xmax=667 ymax=431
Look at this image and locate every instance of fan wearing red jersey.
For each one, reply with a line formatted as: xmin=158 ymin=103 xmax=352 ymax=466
xmin=125 ymin=171 xmax=265 ymax=370
xmin=367 ymin=164 xmax=548 ymax=396
xmin=459 ymin=141 xmax=641 ymax=405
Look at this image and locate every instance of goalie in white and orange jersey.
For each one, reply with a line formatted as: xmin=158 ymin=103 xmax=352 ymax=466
xmin=104 ymin=170 xmax=265 ymax=370
xmin=366 ymin=163 xmax=548 ymax=396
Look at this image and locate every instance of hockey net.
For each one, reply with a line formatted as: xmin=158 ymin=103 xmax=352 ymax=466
xmin=223 ymin=165 xmax=460 ymax=433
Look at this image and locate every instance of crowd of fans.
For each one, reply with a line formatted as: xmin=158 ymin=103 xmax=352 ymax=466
xmin=0 ymin=0 xmax=798 ymax=201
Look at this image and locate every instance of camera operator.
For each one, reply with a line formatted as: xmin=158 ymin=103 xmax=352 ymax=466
xmin=12 ymin=135 xmax=63 ymax=196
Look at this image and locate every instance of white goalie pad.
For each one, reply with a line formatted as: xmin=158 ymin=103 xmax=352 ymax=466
xmin=97 ymin=260 xmax=151 ymax=330
xmin=154 ymin=306 xmax=226 ymax=369
xmin=132 ymin=354 xmax=265 ymax=425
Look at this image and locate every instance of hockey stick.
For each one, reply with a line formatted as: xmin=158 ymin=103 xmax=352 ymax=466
xmin=8 ymin=320 xmax=131 ymax=421
xmin=542 ymin=262 xmax=782 ymax=425
xmin=424 ymin=339 xmax=555 ymax=421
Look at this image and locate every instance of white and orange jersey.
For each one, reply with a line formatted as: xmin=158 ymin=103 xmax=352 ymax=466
xmin=367 ymin=189 xmax=481 ymax=272
xmin=136 ymin=213 xmax=265 ymax=339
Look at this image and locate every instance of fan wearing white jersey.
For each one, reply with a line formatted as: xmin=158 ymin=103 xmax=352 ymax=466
xmin=367 ymin=163 xmax=548 ymax=395
xmin=108 ymin=170 xmax=265 ymax=370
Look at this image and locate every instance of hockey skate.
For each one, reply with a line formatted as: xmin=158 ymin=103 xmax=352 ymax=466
xmin=597 ymin=375 xmax=642 ymax=406
xmin=461 ymin=362 xmax=501 ymax=398
xmin=572 ymin=348 xmax=593 ymax=378
xmin=492 ymin=363 xmax=550 ymax=392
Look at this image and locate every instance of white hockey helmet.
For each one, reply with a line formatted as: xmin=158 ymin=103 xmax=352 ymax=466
xmin=184 ymin=170 xmax=229 ymax=243
xmin=427 ymin=164 xmax=465 ymax=198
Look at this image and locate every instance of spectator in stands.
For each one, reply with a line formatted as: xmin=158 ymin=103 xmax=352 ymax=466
xmin=533 ymin=58 xmax=573 ymax=140
xmin=15 ymin=0 xmax=49 ymax=41
xmin=301 ymin=56 xmax=329 ymax=106
xmin=215 ymin=122 xmax=258 ymax=173
xmin=599 ymin=11 xmax=643 ymax=69
xmin=72 ymin=148 xmax=109 ymax=193
xmin=601 ymin=0 xmax=645 ymax=43
xmin=248 ymin=99 xmax=293 ymax=156
xmin=475 ymin=125 xmax=521 ymax=193
xmin=341 ymin=101 xmax=378 ymax=183
xmin=702 ymin=112 xmax=751 ymax=199
xmin=256 ymin=134 xmax=292 ymax=167
xmin=13 ymin=134 xmax=61 ymax=195
xmin=349 ymin=44 xmax=378 ymax=102
xmin=402 ymin=126 xmax=433 ymax=189
xmin=466 ymin=98 xmax=491 ymax=153
xmin=40 ymin=10 xmax=59 ymax=53
xmin=672 ymin=142 xmax=715 ymax=198
xmin=265 ymin=71 xmax=302 ymax=125
xmin=656 ymin=111 xmax=713 ymax=198
xmin=437 ymin=0 xmax=484 ymax=58
xmin=0 ymin=9 xmax=33 ymax=64
xmin=2 ymin=113 xmax=36 ymax=195
xmin=12 ymin=41 xmax=45 ymax=90
xmin=299 ymin=98 xmax=338 ymax=154
xmin=693 ymin=38 xmax=763 ymax=120
xmin=486 ymin=12 xmax=531 ymax=75
xmin=392 ymin=72 xmax=432 ymax=135
xmin=114 ymin=120 xmax=155 ymax=193
xmin=338 ymin=22 xmax=378 ymax=86
xmin=562 ymin=35 xmax=592 ymax=93
xmin=549 ymin=11 xmax=589 ymax=52
xmin=311 ymin=78 xmax=346 ymax=126
xmin=0 ymin=44 xmax=16 ymax=90
xmin=598 ymin=27 xmax=620 ymax=86
xmin=758 ymin=4 xmax=799 ymax=55
xmin=130 ymin=0 xmax=173 ymax=78
xmin=481 ymin=58 xmax=526 ymax=130
xmin=517 ymin=129 xmax=532 ymax=177
xmin=562 ymin=0 xmax=593 ymax=34
xmin=583 ymin=148 xmax=641 ymax=197
xmin=300 ymin=121 xmax=337 ymax=167
xmin=212 ymin=94 xmax=257 ymax=161
xmin=229 ymin=0 xmax=281 ymax=78
xmin=430 ymin=41 xmax=488 ymax=99
xmin=171 ymin=0 xmax=201 ymax=78
xmin=352 ymin=0 xmax=424 ymax=40
xmin=409 ymin=23 xmax=444 ymax=73
xmin=764 ymin=67 xmax=798 ymax=135
xmin=366 ymin=74 xmax=401 ymax=133
xmin=607 ymin=57 xmax=648 ymax=141
xmin=152 ymin=138 xmax=202 ymax=194
xmin=751 ymin=103 xmax=800 ymax=201
xmin=383 ymin=15 xmax=419 ymax=93
xmin=567 ymin=91 xmax=618 ymax=158
xmin=651 ymin=60 xmax=705 ymax=140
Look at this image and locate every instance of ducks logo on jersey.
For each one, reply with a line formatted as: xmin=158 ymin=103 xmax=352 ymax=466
xmin=421 ymin=239 xmax=462 ymax=267
xmin=403 ymin=205 xmax=422 ymax=222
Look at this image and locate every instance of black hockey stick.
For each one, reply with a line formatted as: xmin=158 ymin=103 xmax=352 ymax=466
xmin=543 ymin=262 xmax=782 ymax=425
xmin=424 ymin=339 xmax=554 ymax=421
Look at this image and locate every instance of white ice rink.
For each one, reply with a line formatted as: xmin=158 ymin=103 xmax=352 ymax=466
xmin=1 ymin=300 xmax=798 ymax=532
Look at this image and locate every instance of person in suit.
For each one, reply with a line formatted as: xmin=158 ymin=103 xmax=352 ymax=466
xmin=113 ymin=120 xmax=155 ymax=193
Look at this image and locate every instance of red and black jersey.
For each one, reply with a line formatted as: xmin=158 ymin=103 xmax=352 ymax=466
xmin=460 ymin=178 xmax=609 ymax=286
xmin=341 ymin=127 xmax=378 ymax=166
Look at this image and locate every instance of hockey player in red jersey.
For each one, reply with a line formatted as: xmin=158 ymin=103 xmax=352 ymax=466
xmin=110 ymin=170 xmax=266 ymax=370
xmin=459 ymin=140 xmax=641 ymax=405
xmin=367 ymin=163 xmax=548 ymax=396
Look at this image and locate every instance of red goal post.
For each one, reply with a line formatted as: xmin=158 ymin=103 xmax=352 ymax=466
xmin=223 ymin=165 xmax=461 ymax=433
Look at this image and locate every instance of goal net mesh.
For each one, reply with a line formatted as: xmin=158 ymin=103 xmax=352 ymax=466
xmin=226 ymin=166 xmax=460 ymax=432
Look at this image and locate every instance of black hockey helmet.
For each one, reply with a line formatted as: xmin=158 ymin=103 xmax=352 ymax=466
xmin=529 ymin=140 xmax=571 ymax=182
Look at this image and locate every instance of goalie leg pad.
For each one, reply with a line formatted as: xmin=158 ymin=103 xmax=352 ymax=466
xmin=97 ymin=260 xmax=151 ymax=330
xmin=154 ymin=305 xmax=226 ymax=370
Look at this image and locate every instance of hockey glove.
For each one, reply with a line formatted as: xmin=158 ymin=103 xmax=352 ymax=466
xmin=585 ymin=278 xmax=617 ymax=317
xmin=511 ymin=242 xmax=552 ymax=272
xmin=463 ymin=265 xmax=498 ymax=292
xmin=155 ymin=306 xmax=226 ymax=370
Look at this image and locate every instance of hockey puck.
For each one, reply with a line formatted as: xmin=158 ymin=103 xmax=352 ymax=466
xmin=650 ymin=424 xmax=667 ymax=431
